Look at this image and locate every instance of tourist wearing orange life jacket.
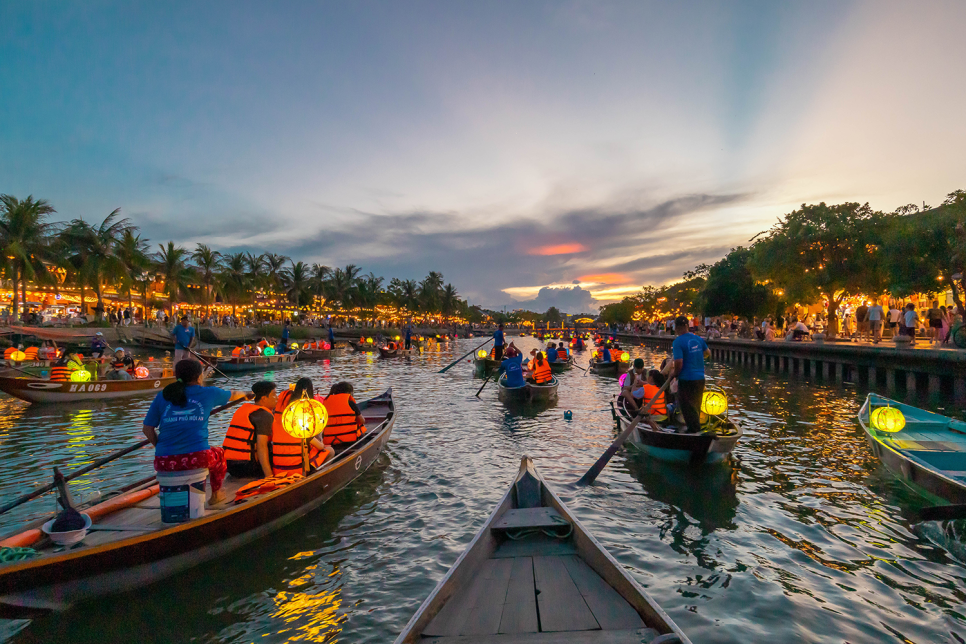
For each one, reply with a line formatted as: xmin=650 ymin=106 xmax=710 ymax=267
xmin=231 ymin=344 xmax=244 ymax=358
xmin=223 ymin=380 xmax=277 ymax=478
xmin=528 ymin=352 xmax=552 ymax=384
xmin=556 ymin=342 xmax=568 ymax=361
xmin=271 ymin=378 xmax=334 ymax=476
xmin=609 ymin=344 xmax=623 ymax=362
xmin=322 ymin=381 xmax=367 ymax=446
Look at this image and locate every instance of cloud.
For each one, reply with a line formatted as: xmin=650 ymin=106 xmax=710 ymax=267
xmin=528 ymin=243 xmax=586 ymax=256
xmin=506 ymin=285 xmax=599 ymax=314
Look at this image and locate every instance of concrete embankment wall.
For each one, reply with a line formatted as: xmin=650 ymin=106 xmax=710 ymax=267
xmin=613 ymin=332 xmax=966 ymax=403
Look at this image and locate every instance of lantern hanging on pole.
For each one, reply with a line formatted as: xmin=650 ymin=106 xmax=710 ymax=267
xmin=701 ymin=390 xmax=728 ymax=416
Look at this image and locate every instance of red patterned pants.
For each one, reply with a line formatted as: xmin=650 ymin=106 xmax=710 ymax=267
xmin=154 ymin=446 xmax=227 ymax=492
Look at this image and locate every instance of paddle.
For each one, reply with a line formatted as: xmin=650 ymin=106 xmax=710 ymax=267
xmin=0 ymin=395 xmax=250 ymax=516
xmin=475 ymin=372 xmax=493 ymax=397
xmin=438 ymin=338 xmax=493 ymax=374
xmin=187 ymin=346 xmax=230 ymax=379
xmin=916 ymin=504 xmax=966 ymax=522
xmin=577 ymin=375 xmax=673 ymax=486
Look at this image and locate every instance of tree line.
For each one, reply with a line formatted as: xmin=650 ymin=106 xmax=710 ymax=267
xmin=599 ymin=189 xmax=966 ymax=338
xmin=0 ymin=195 xmax=473 ymax=323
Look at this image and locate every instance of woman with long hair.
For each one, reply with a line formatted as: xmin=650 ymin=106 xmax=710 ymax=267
xmin=142 ymin=360 xmax=252 ymax=505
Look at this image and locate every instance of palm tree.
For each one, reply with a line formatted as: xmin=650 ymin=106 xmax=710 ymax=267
xmin=157 ymin=242 xmax=193 ymax=318
xmin=63 ymin=209 xmax=131 ymax=320
xmin=244 ymin=252 xmax=266 ymax=322
xmin=116 ymin=228 xmax=152 ymax=322
xmin=420 ymin=272 xmax=444 ymax=314
xmin=264 ymin=253 xmax=289 ymax=317
xmin=191 ymin=244 xmax=221 ymax=319
xmin=310 ymin=263 xmax=330 ymax=306
xmin=326 ymin=266 xmax=357 ymax=309
xmin=401 ymin=279 xmax=420 ymax=312
xmin=282 ymin=260 xmax=312 ymax=312
xmin=441 ymin=283 xmax=459 ymax=320
xmin=218 ymin=252 xmax=248 ymax=319
xmin=355 ymin=272 xmax=384 ymax=318
xmin=0 ymin=195 xmax=56 ymax=320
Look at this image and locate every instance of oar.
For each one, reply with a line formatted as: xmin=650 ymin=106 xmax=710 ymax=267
xmin=916 ymin=504 xmax=966 ymax=522
xmin=0 ymin=395 xmax=250 ymax=516
xmin=438 ymin=338 xmax=493 ymax=374
xmin=187 ymin=346 xmax=229 ymax=379
xmin=577 ymin=376 xmax=672 ymax=486
xmin=475 ymin=372 xmax=493 ymax=397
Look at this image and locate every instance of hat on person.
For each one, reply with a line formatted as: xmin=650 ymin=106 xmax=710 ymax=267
xmin=95 ymin=332 xmax=103 ymax=336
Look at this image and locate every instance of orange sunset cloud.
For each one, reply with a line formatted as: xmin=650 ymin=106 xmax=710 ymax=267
xmin=578 ymin=273 xmax=630 ymax=285
xmin=528 ymin=243 xmax=586 ymax=256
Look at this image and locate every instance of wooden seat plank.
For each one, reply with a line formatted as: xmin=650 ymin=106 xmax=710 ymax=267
xmin=533 ymin=556 xmax=599 ymax=632
xmin=560 ymin=556 xmax=644 ymax=630
xmin=492 ymin=508 xmax=569 ymax=532
xmin=499 ymin=557 xmax=538 ymax=634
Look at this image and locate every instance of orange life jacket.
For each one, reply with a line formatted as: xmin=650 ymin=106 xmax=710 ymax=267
xmin=23 ymin=347 xmax=38 ymax=360
xmin=322 ymin=393 xmax=365 ymax=446
xmin=223 ymin=403 xmax=262 ymax=463
xmin=610 ymin=348 xmax=622 ymax=362
xmin=639 ymin=384 xmax=667 ymax=416
xmin=532 ymin=358 xmax=552 ymax=384
xmin=556 ymin=349 xmax=567 ymax=360
xmin=50 ymin=365 xmax=73 ymax=381
xmin=231 ymin=347 xmax=243 ymax=357
xmin=271 ymin=390 xmax=328 ymax=475
xmin=387 ymin=342 xmax=396 ymax=350
xmin=233 ymin=474 xmax=302 ymax=503
xmin=258 ymin=340 xmax=268 ymax=349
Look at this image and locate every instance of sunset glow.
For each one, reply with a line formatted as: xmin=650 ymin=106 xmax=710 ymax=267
xmin=528 ymin=244 xmax=587 ymax=256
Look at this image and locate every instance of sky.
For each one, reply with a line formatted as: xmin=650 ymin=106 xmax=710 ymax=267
xmin=2 ymin=1 xmax=965 ymax=313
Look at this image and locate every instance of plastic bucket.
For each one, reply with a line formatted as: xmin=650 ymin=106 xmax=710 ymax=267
xmin=157 ymin=468 xmax=208 ymax=523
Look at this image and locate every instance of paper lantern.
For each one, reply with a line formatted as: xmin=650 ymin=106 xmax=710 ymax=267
xmin=619 ymin=373 xmax=628 ymax=388
xmin=9 ymin=351 xmax=25 ymax=362
xmin=701 ymin=390 xmax=728 ymax=416
xmin=71 ymin=369 xmax=91 ymax=382
xmin=477 ymin=349 xmax=488 ymax=358
xmin=366 ymin=338 xmax=373 ymax=344
xmin=323 ymin=342 xmax=331 ymax=350
xmin=620 ymin=352 xmax=630 ymax=362
xmin=395 ymin=335 xmax=400 ymax=341
xmin=134 ymin=366 xmax=150 ymax=379
xmin=292 ymin=342 xmax=299 ymax=350
xmin=281 ymin=392 xmax=329 ymax=439
xmin=263 ymin=347 xmax=276 ymax=356
xmin=871 ymin=406 xmax=905 ymax=433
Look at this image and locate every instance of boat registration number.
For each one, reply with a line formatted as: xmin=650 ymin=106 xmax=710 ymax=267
xmin=69 ymin=383 xmax=110 ymax=392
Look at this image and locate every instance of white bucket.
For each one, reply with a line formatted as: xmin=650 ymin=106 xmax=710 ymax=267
xmin=157 ymin=468 xmax=209 ymax=523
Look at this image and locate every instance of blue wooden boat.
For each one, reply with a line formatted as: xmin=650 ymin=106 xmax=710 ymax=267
xmin=858 ymin=393 xmax=966 ymax=504
xmin=497 ymin=374 xmax=558 ymax=403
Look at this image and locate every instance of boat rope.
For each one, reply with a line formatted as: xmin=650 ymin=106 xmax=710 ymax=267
xmin=0 ymin=546 xmax=39 ymax=563
xmin=505 ymin=516 xmax=573 ymax=541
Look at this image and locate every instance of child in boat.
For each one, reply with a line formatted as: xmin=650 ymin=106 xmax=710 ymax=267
xmin=143 ymin=360 xmax=252 ymax=505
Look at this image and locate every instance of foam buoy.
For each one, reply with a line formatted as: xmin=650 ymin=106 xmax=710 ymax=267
xmin=564 ymin=410 xmax=573 ymax=420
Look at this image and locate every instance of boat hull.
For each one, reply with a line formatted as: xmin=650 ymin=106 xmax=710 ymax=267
xmin=590 ymin=359 xmax=625 ymax=377
xmin=210 ymin=354 xmax=298 ymax=373
xmin=0 ymin=391 xmax=396 ymax=615
xmin=858 ymin=393 xmax=966 ymax=505
xmin=473 ymin=357 xmax=500 ymax=375
xmin=379 ymin=347 xmax=418 ymax=358
xmin=0 ymin=375 xmax=175 ymax=404
xmin=614 ymin=399 xmax=742 ymax=465
xmin=294 ymin=348 xmax=345 ymax=361
xmin=497 ymin=375 xmax=558 ymax=403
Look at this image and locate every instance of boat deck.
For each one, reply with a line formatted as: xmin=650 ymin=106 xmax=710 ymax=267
xmin=879 ymin=419 xmax=966 ymax=480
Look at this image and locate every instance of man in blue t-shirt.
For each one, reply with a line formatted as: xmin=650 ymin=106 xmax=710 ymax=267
xmin=281 ymin=320 xmax=290 ymax=347
xmin=499 ymin=353 xmax=525 ymax=388
xmin=328 ymin=324 xmax=336 ymax=346
xmin=669 ymin=315 xmax=710 ymax=433
xmin=493 ymin=323 xmax=506 ymax=360
xmin=171 ymin=316 xmax=196 ymax=363
xmin=545 ymin=343 xmax=557 ymax=363
xmin=404 ymin=320 xmax=413 ymax=349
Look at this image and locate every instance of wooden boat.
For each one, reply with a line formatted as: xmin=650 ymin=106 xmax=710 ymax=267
xmin=349 ymin=340 xmax=377 ymax=352
xmin=589 ymin=358 xmax=625 ymax=377
xmin=550 ymin=356 xmax=575 ymax=374
xmin=0 ymin=370 xmax=176 ymax=404
xmin=202 ymin=352 xmax=298 ymax=373
xmin=379 ymin=346 xmax=419 ymax=358
xmin=497 ymin=374 xmax=558 ymax=404
xmin=474 ymin=357 xmax=501 ymax=376
xmin=0 ymin=389 xmax=396 ymax=616
xmin=613 ymin=396 xmax=742 ymax=465
xmin=858 ymin=393 xmax=966 ymax=504
xmin=395 ymin=456 xmax=691 ymax=644
xmin=295 ymin=347 xmax=346 ymax=361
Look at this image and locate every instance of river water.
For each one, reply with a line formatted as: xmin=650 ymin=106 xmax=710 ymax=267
xmin=0 ymin=337 xmax=964 ymax=643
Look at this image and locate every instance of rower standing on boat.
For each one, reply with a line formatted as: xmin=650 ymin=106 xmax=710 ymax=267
xmin=328 ymin=324 xmax=336 ymax=348
xmin=666 ymin=315 xmax=710 ymax=434
xmin=171 ymin=316 xmax=196 ymax=363
xmin=281 ymin=320 xmax=291 ymax=347
xmin=493 ymin=323 xmax=506 ymax=361
xmin=142 ymin=360 xmax=253 ymax=505
xmin=223 ymin=380 xmax=277 ymax=479
xmin=404 ymin=320 xmax=413 ymax=350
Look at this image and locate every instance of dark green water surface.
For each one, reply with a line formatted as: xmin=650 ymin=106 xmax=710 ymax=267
xmin=0 ymin=338 xmax=964 ymax=643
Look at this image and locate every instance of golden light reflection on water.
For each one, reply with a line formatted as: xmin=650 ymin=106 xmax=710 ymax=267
xmin=270 ymin=564 xmax=344 ymax=643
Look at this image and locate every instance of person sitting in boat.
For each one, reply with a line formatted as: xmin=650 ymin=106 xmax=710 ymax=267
xmin=609 ymin=343 xmax=623 ymax=362
xmin=322 ymin=381 xmax=367 ymax=448
xmin=37 ymin=340 xmax=58 ymax=360
xmin=223 ymin=380 xmax=277 ymax=479
xmin=91 ymin=332 xmax=108 ymax=358
xmin=498 ymin=350 xmax=525 ymax=387
xmin=620 ymin=358 xmax=647 ymax=404
xmin=273 ymin=378 xmax=334 ymax=474
xmin=556 ymin=342 xmax=568 ymax=360
xmin=143 ymin=360 xmax=253 ymax=506
xmin=628 ymin=370 xmax=668 ymax=420
xmin=50 ymin=353 xmax=77 ymax=381
xmin=231 ymin=343 xmax=245 ymax=358
xmin=527 ymin=352 xmax=553 ymax=384
xmin=544 ymin=344 xmax=558 ymax=363
xmin=598 ymin=343 xmax=613 ymax=362
xmin=106 ymin=347 xmax=135 ymax=380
